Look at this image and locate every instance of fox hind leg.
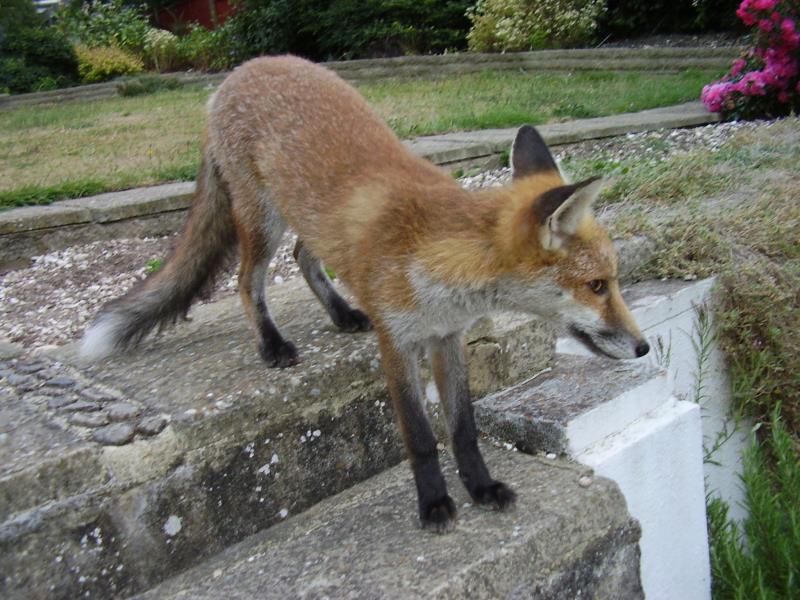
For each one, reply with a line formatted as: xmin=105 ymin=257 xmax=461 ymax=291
xmin=237 ymin=211 xmax=298 ymax=368
xmin=293 ymin=240 xmax=371 ymax=333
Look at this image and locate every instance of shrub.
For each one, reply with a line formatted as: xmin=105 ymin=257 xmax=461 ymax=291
xmin=0 ymin=22 xmax=79 ymax=93
xmin=599 ymin=0 xmax=742 ymax=37
xmin=225 ymin=0 xmax=472 ymax=61
xmin=702 ymin=0 xmax=799 ymax=119
xmin=466 ymin=0 xmax=607 ymax=52
xmin=177 ymin=24 xmax=235 ymax=71
xmin=116 ymin=73 xmax=182 ymax=96
xmin=142 ymin=27 xmax=181 ymax=71
xmin=0 ymin=0 xmax=42 ymax=32
xmin=56 ymin=0 xmax=151 ymax=55
xmin=75 ymin=44 xmax=144 ymax=83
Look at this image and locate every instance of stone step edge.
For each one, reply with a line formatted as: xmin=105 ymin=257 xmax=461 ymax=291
xmin=0 ymin=101 xmax=719 ymax=237
xmin=133 ymin=445 xmax=643 ymax=600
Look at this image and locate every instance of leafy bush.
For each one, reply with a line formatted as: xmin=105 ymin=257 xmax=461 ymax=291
xmin=56 ymin=0 xmax=151 ymax=55
xmin=225 ymin=0 xmax=472 ymax=61
xmin=466 ymin=0 xmax=607 ymax=52
xmin=708 ymin=410 xmax=800 ymax=599
xmin=116 ymin=73 xmax=182 ymax=96
xmin=0 ymin=0 xmax=42 ymax=32
xmin=75 ymin=44 xmax=144 ymax=83
xmin=0 ymin=20 xmax=79 ymax=94
xmin=702 ymin=0 xmax=799 ymax=119
xmin=599 ymin=0 xmax=742 ymax=37
xmin=142 ymin=28 xmax=181 ymax=72
xmin=176 ymin=24 xmax=235 ymax=71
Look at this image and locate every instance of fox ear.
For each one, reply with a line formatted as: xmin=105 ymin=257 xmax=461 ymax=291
xmin=511 ymin=125 xmax=558 ymax=179
xmin=535 ymin=177 xmax=603 ymax=250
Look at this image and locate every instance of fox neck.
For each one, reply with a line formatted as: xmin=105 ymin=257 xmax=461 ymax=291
xmin=413 ymin=174 xmax=562 ymax=290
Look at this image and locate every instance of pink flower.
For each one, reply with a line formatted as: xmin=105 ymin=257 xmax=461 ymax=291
xmin=777 ymin=90 xmax=790 ymax=102
xmin=753 ymin=0 xmax=778 ymax=10
xmin=738 ymin=7 xmax=757 ymax=25
xmin=731 ymin=58 xmax=748 ymax=76
xmin=759 ymin=19 xmax=774 ymax=32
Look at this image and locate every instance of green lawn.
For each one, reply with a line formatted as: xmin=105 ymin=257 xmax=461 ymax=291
xmin=0 ymin=69 xmax=720 ymax=209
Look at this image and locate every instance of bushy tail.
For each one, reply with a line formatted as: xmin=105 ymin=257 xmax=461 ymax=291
xmin=81 ymin=152 xmax=236 ymax=361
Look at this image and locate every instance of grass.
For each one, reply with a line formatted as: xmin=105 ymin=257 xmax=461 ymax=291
xmin=0 ymin=68 xmax=719 ymax=209
xmin=567 ymin=119 xmax=799 ymax=598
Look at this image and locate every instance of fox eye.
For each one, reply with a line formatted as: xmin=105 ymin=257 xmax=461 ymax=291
xmin=588 ymin=279 xmax=608 ymax=295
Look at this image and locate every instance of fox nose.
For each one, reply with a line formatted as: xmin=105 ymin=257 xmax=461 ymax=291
xmin=635 ymin=340 xmax=650 ymax=358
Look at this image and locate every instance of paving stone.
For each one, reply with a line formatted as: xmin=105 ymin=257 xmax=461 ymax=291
xmin=16 ymin=362 xmax=46 ymax=374
xmin=81 ymin=387 xmax=119 ymax=402
xmin=46 ymin=395 xmax=77 ymax=410
xmin=0 ymin=341 xmax=23 ymax=360
xmin=59 ymin=400 xmax=99 ymax=412
xmin=136 ymin=415 xmax=167 ymax=436
xmin=91 ymin=422 xmax=135 ymax=445
xmin=107 ymin=402 xmax=142 ymax=421
xmin=6 ymin=373 xmax=37 ymax=390
xmin=69 ymin=411 xmax=110 ymax=428
xmin=44 ymin=376 xmax=76 ymax=388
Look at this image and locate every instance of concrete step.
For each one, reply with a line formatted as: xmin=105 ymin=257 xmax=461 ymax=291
xmin=474 ymin=279 xmax=721 ymax=599
xmin=0 ymin=278 xmax=553 ymax=599
xmin=134 ymin=445 xmax=643 ymax=600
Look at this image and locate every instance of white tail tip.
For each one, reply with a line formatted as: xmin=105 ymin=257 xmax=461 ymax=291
xmin=80 ymin=314 xmax=124 ymax=361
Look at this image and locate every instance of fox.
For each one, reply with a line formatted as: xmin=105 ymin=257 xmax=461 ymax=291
xmin=81 ymin=55 xmax=649 ymax=533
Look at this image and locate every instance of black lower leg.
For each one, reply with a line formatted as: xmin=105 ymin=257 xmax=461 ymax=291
xmin=433 ymin=333 xmax=516 ymax=510
xmin=256 ymin=299 xmax=297 ymax=367
xmin=294 ymin=241 xmax=371 ymax=332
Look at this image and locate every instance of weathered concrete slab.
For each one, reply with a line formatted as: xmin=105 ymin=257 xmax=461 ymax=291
xmin=59 ymin=182 xmax=194 ymax=223
xmin=474 ymin=355 xmax=668 ymax=455
xmin=136 ymin=446 xmax=643 ymax=600
xmin=0 ymin=278 xmax=553 ymax=599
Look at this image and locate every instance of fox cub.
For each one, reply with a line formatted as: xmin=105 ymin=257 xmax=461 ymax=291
xmin=82 ymin=56 xmax=649 ymax=532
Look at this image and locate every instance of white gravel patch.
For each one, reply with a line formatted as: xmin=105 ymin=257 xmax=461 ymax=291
xmin=0 ymin=121 xmax=762 ymax=350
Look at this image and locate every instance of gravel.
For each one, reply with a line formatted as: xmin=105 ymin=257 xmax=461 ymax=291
xmin=0 ymin=120 xmax=759 ymax=351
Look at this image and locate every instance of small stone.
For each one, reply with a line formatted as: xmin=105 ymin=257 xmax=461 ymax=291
xmin=578 ymin=476 xmax=593 ymax=488
xmin=92 ymin=423 xmax=135 ymax=446
xmin=136 ymin=415 xmax=167 ymax=436
xmin=44 ymin=376 xmax=76 ymax=388
xmin=17 ymin=362 xmax=45 ymax=374
xmin=6 ymin=373 xmax=37 ymax=390
xmin=107 ymin=402 xmax=141 ymax=421
xmin=60 ymin=400 xmax=100 ymax=412
xmin=81 ymin=388 xmax=117 ymax=402
xmin=545 ymin=453 xmax=557 ymax=460
xmin=43 ymin=396 xmax=74 ymax=409
xmin=70 ymin=412 xmax=110 ymax=428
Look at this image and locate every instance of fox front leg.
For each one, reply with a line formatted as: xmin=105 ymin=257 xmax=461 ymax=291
xmin=430 ymin=332 xmax=517 ymax=510
xmin=377 ymin=332 xmax=456 ymax=533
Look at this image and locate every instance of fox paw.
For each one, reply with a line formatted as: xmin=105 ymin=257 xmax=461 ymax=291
xmin=420 ymin=495 xmax=457 ymax=534
xmin=335 ymin=308 xmax=372 ymax=333
xmin=471 ymin=481 xmax=517 ymax=511
xmin=259 ymin=339 xmax=299 ymax=368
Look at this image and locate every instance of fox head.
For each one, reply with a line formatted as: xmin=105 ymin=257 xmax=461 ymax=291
xmin=496 ymin=125 xmax=649 ymax=360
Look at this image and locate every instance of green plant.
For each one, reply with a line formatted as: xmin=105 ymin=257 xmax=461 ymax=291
xmin=0 ymin=24 xmax=79 ymax=94
xmin=599 ymin=0 xmax=742 ymax=37
xmin=145 ymin=258 xmax=164 ymax=273
xmin=56 ymin=0 xmax=151 ymax=55
xmin=467 ymin=0 xmax=606 ymax=52
xmin=707 ymin=409 xmax=800 ymax=599
xmin=75 ymin=44 xmax=144 ymax=83
xmin=176 ymin=24 xmax=235 ymax=71
xmin=116 ymin=73 xmax=182 ymax=96
xmin=0 ymin=0 xmax=42 ymax=32
xmin=142 ymin=28 xmax=181 ymax=72
xmin=225 ymin=0 xmax=472 ymax=61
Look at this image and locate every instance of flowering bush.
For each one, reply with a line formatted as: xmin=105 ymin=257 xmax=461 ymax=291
xmin=75 ymin=44 xmax=144 ymax=83
xmin=467 ymin=0 xmax=606 ymax=52
xmin=702 ymin=0 xmax=799 ymax=119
